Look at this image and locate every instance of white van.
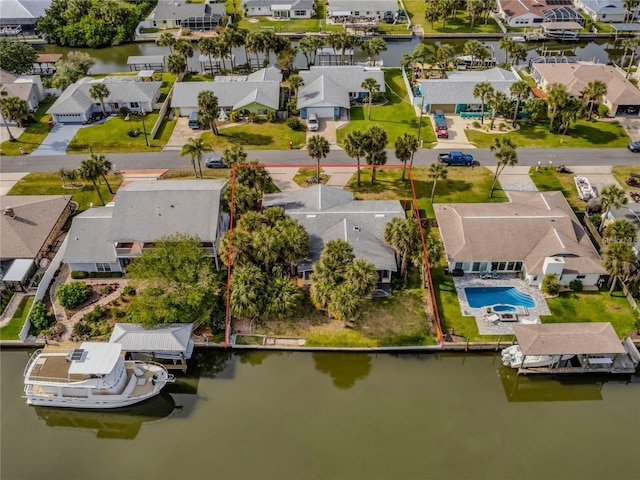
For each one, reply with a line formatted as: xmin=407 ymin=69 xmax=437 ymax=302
xmin=188 ymin=112 xmax=200 ymax=129
xmin=307 ymin=113 xmax=319 ymax=131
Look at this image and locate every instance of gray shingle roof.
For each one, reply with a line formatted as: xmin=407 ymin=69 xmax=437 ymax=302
xmin=327 ymin=0 xmax=397 ymax=14
xmin=299 ymin=66 xmax=386 ymax=94
xmin=152 ymin=0 xmax=223 ymax=20
xmin=107 ymin=179 xmax=227 ymax=243
xmin=262 ymin=185 xmax=404 ymax=271
xmin=419 ymin=67 xmax=518 ymax=105
xmin=513 ymin=322 xmax=626 ymax=355
xmin=109 ymin=323 xmax=194 ymax=353
xmin=0 ymin=0 xmax=50 ymax=25
xmin=297 ymin=75 xmax=350 ymax=109
xmin=243 ymin=0 xmax=314 ymax=10
xmin=64 ymin=207 xmax=117 ymax=264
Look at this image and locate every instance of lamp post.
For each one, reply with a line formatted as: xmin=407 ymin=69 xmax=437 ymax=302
xmin=139 ymin=101 xmax=149 ymax=147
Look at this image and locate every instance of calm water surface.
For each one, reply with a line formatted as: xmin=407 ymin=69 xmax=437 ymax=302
xmin=1 ymin=349 xmax=638 ymax=480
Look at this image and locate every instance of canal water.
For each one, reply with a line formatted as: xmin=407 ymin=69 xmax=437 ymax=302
xmin=1 ymin=349 xmax=638 ymax=480
xmin=35 ymin=38 xmax=637 ymax=74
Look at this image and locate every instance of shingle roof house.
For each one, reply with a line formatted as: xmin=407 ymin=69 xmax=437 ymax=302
xmin=0 ymin=69 xmax=45 ymax=123
xmin=242 ymin=0 xmax=315 ymax=18
xmin=434 ymin=191 xmax=606 ymax=288
xmin=574 ymin=0 xmax=629 ymax=22
xmin=262 ymin=185 xmax=405 ymax=286
xmin=0 ymin=0 xmax=50 ymax=29
xmin=64 ymin=180 xmax=229 ymax=273
xmin=146 ymin=0 xmax=226 ymax=30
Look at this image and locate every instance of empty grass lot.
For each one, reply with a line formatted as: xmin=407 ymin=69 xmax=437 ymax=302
xmin=465 ymin=120 xmax=630 ymax=149
xmin=201 ymin=121 xmax=306 ymax=150
xmin=0 ymin=96 xmax=56 ymax=156
xmin=0 ymin=296 xmax=34 ymax=340
xmin=337 ymin=69 xmax=436 ymax=148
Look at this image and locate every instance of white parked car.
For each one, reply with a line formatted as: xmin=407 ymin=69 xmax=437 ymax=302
xmin=307 ymin=113 xmax=319 ymax=131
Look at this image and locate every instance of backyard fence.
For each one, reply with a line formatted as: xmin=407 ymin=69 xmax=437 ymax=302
xmin=150 ymin=84 xmax=174 ymax=139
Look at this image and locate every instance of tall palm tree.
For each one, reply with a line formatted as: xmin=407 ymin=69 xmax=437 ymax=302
xmin=384 ymin=217 xmax=421 ymax=279
xmin=197 ymin=90 xmax=219 ymax=136
xmin=78 ymin=156 xmax=106 ymax=206
xmin=437 ymin=0 xmax=455 ymax=27
xmin=424 ymin=2 xmax=440 ymax=30
xmin=58 ymin=167 xmax=77 ymax=188
xmin=174 ymin=39 xmax=194 ymax=72
xmin=363 ymin=125 xmax=387 ymax=184
xmin=559 ymin=97 xmax=586 ymax=140
xmin=489 ymin=136 xmax=518 ymax=198
xmin=361 ymin=77 xmax=380 ymax=120
xmin=229 ymin=264 xmax=265 ymax=318
xmin=0 ymin=96 xmax=28 ymax=141
xmin=428 ymin=162 xmax=448 ymax=203
xmin=545 ymin=83 xmax=569 ymax=132
xmin=180 ymin=137 xmax=210 ymax=179
xmin=466 ymin=0 xmax=484 ymax=30
xmin=488 ymin=90 xmax=509 ymax=130
xmin=394 ymin=132 xmax=419 ymax=181
xmin=287 ymin=74 xmax=304 ymax=98
xmin=166 ymin=53 xmax=187 ymax=77
xmin=510 ymin=80 xmax=530 ymax=127
xmin=599 ymin=184 xmax=628 ymax=234
xmin=425 ymin=231 xmax=443 ymax=267
xmin=88 ymin=83 xmax=110 ymax=116
xmin=436 ymin=43 xmax=456 ymax=71
xmin=222 ymin=144 xmax=247 ymax=166
xmin=158 ymin=32 xmax=176 ymax=53
xmin=91 ymin=153 xmax=114 ymax=194
xmin=582 ymin=79 xmax=607 ymax=120
xmin=306 ymin=135 xmax=330 ymax=183
xmin=625 ymin=38 xmax=638 ymax=78
xmin=263 ymin=276 xmax=301 ymax=319
xmin=361 ymin=37 xmax=386 ymax=66
xmin=343 ymin=130 xmax=366 ymax=187
xmin=277 ymin=218 xmax=310 ymax=277
xmin=620 ymin=37 xmax=637 ymax=67
xmin=499 ymin=36 xmax=515 ymax=65
xmin=472 ymin=81 xmax=493 ymax=125
xmin=198 ymin=37 xmax=217 ymax=74
xmin=253 ymin=226 xmax=280 ymax=274
xmin=604 ymin=219 xmax=637 ymax=244
xmin=344 ymin=258 xmax=378 ymax=297
xmin=602 ymin=242 xmax=638 ymax=295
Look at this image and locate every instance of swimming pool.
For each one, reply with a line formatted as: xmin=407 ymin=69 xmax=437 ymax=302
xmin=464 ymin=287 xmax=535 ymax=309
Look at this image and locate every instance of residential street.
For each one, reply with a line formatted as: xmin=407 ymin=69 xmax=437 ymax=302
xmin=1 ymin=147 xmax=639 ymax=173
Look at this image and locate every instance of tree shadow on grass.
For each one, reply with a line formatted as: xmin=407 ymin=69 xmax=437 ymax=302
xmin=220 ymin=132 xmax=273 ymax=146
xmin=570 ymin=124 xmax=621 ymax=144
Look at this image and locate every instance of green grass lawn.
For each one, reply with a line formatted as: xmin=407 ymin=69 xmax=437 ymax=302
xmin=8 ymin=172 xmax=120 ymax=212
xmin=402 ymin=1 xmax=501 ymax=33
xmin=542 ymin=290 xmax=636 ymax=337
xmin=162 ymin=168 xmax=231 ymax=180
xmin=0 ymin=96 xmax=56 ymax=156
xmin=0 ymin=296 xmax=34 ymax=340
xmin=612 ymin=165 xmax=640 ymax=190
xmin=346 ymin=166 xmax=507 ymax=217
xmin=183 ymin=73 xmax=215 ymax=82
xmin=201 ymin=120 xmax=306 ymax=150
xmin=529 ymin=166 xmax=584 ymax=209
xmin=337 ymin=68 xmax=436 ymax=148
xmin=234 ymin=0 xmax=342 ymax=33
xmin=292 ymin=167 xmax=329 ymax=185
xmin=465 ymin=120 xmax=630 ymax=149
xmin=67 ymin=112 xmax=169 ymax=153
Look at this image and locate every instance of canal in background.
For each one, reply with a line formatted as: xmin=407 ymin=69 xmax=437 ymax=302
xmin=2 ymin=349 xmax=638 ymax=480
xmin=35 ymin=38 xmax=638 ymax=74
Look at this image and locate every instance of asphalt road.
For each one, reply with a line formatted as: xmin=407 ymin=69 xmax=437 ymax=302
xmin=0 ymin=147 xmax=638 ymax=173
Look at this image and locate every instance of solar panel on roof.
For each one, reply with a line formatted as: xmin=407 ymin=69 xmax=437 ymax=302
xmin=70 ymin=349 xmax=85 ymax=361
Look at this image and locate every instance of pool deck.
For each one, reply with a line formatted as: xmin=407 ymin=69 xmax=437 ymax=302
xmin=453 ymin=275 xmax=551 ymax=336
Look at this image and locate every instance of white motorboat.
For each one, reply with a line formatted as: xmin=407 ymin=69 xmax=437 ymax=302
xmin=574 ymin=176 xmax=596 ymax=201
xmin=24 ymin=342 xmax=174 ymax=409
xmin=501 ymin=345 xmax=557 ymax=369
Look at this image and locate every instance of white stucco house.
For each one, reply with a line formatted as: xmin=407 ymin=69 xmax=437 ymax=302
xmin=242 ymin=0 xmax=315 ymax=18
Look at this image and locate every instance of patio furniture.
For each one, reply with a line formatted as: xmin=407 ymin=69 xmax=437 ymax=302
xmin=491 ymin=272 xmax=499 ymax=279
xmin=487 ymin=314 xmax=501 ymax=323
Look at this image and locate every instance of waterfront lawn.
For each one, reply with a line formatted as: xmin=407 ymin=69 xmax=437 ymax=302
xmin=200 ymin=120 xmax=306 ymax=150
xmin=529 ymin=166 xmax=583 ymax=209
xmin=0 ymin=96 xmax=55 ymax=156
xmin=541 ymin=290 xmax=636 ymax=337
xmin=234 ymin=1 xmax=342 ymax=33
xmin=67 ymin=112 xmax=170 ymax=153
xmin=346 ymin=166 xmax=507 ymax=218
xmin=402 ymin=1 xmax=501 ymax=33
xmin=0 ymin=296 xmax=33 ymax=340
xmin=464 ymin=120 xmax=630 ymax=149
xmin=612 ymin=165 xmax=640 ymax=190
xmin=8 ymin=172 xmax=119 ymax=212
xmin=337 ymin=69 xmax=436 ymax=148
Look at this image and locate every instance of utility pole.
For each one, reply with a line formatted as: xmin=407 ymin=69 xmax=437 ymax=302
xmin=139 ymin=100 xmax=150 ymax=147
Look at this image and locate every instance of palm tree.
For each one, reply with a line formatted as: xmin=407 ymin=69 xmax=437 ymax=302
xmin=602 ymin=242 xmax=638 ymax=295
xmin=158 ymin=32 xmax=176 ymax=53
xmin=344 ymin=258 xmax=377 ymax=296
xmin=174 ymin=39 xmax=194 ymax=73
xmin=620 ymin=37 xmax=637 ymax=67
xmin=91 ymin=153 xmax=114 ymax=194
xmin=263 ymin=276 xmax=301 ymax=319
xmin=253 ymin=226 xmax=280 ymax=274
xmin=384 ymin=217 xmax=421 ymax=279
xmin=298 ymin=35 xmax=324 ymax=67
xmin=499 ymin=36 xmax=515 ymax=65
xmin=197 ymin=90 xmax=219 ymax=136
xmin=88 ymin=83 xmax=110 ymax=116
xmin=599 ymin=184 xmax=628 ymax=234
xmin=625 ymin=38 xmax=639 ymax=78
xmin=78 ymin=156 xmax=106 ymax=206
xmin=436 ymin=43 xmax=456 ymax=71
xmin=488 ymin=90 xmax=509 ymax=130
xmin=394 ymin=132 xmax=419 ymax=181
xmin=428 ymin=162 xmax=448 ymax=203
xmin=582 ymin=80 xmax=607 ymax=120
xmin=604 ymin=219 xmax=637 ymax=244
xmin=277 ymin=219 xmax=310 ymax=277
xmin=466 ymin=0 xmax=484 ymax=30
xmin=223 ymin=144 xmax=247 ymax=166
xmin=545 ymin=83 xmax=569 ymax=132
xmin=424 ymin=2 xmax=440 ymax=29
xmin=180 ymin=137 xmax=210 ymax=179
xmin=229 ymin=264 xmax=265 ymax=318
xmin=363 ymin=125 xmax=387 ymax=184
xmin=473 ymin=81 xmax=493 ymax=125
xmin=463 ymin=39 xmax=486 ymax=69
xmin=510 ymin=80 xmax=530 ymax=127
xmin=343 ymin=130 xmax=366 ymax=187
xmin=558 ymin=97 xmax=586 ymax=140
xmin=425 ymin=231 xmax=444 ymax=267
xmin=306 ymin=135 xmax=330 ymax=183
xmin=361 ymin=37 xmax=386 ymax=66
xmin=166 ymin=53 xmax=187 ymax=76
xmin=58 ymin=168 xmax=77 ymax=188
xmin=0 ymin=96 xmax=28 ymax=141
xmin=361 ymin=77 xmax=380 ymax=120
xmin=287 ymin=74 xmax=304 ymax=98
xmin=328 ymin=284 xmax=360 ymax=327
xmin=437 ymin=0 xmax=455 ymax=27
xmin=489 ymin=136 xmax=518 ymax=198
xmin=218 ymin=229 xmax=253 ymax=267
xmin=198 ymin=37 xmax=217 ymax=74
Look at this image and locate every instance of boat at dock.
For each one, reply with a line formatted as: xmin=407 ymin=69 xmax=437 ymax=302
xmin=574 ymin=175 xmax=597 ymax=200
xmin=23 ymin=342 xmax=174 ymax=409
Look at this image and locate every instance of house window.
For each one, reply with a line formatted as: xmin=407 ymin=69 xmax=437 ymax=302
xmin=257 ymin=109 xmax=267 ymax=115
xmin=130 ymin=102 xmax=139 ymax=109
xmin=354 ymin=11 xmax=359 ymax=15
xmin=95 ymin=263 xmax=112 ymax=272
xmin=507 ymin=262 xmax=516 ymax=270
xmin=454 ymin=263 xmax=463 ymax=270
xmin=294 ymin=10 xmax=305 ymax=15
xmin=472 ymin=262 xmax=481 ymax=272
xmin=577 ymin=275 xmax=585 ymax=279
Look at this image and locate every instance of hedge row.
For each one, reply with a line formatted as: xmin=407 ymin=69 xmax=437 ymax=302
xmin=71 ymin=271 xmax=124 ymax=279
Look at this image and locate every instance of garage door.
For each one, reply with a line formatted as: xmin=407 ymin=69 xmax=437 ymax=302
xmin=308 ymin=107 xmax=335 ymax=118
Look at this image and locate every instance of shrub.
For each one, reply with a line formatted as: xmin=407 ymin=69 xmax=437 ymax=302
xmin=569 ymin=279 xmax=583 ymax=292
xmin=498 ymin=122 xmax=506 ymax=131
xmin=287 ymin=117 xmax=302 ymax=130
xmin=73 ymin=321 xmax=91 ymax=338
xmin=112 ymin=307 xmax=126 ymax=319
xmin=118 ymin=106 xmax=130 ymax=117
xmin=248 ymin=112 xmax=258 ymax=122
xmin=30 ymin=301 xmax=56 ymax=331
xmin=0 ymin=288 xmax=15 ymax=314
xmin=71 ymin=271 xmax=89 ymax=279
xmin=229 ymin=110 xmax=240 ymax=122
xmin=472 ymin=121 xmax=481 ymax=128
xmin=56 ymin=281 xmax=91 ymax=309
xmin=100 ymin=284 xmax=114 ymax=295
xmin=88 ymin=271 xmax=123 ymax=278
xmin=123 ymin=285 xmax=136 ymax=296
xmin=597 ymin=104 xmax=609 ymax=118
xmin=152 ymin=72 xmax=163 ymax=82
xmin=265 ymin=110 xmax=276 ymax=123
xmin=181 ymin=28 xmax=191 ymax=36
xmin=541 ymin=274 xmax=560 ymax=296
xmin=589 ymin=214 xmax=602 ymax=229
xmin=84 ymin=304 xmax=107 ymax=323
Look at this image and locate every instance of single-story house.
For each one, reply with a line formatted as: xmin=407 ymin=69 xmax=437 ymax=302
xmin=497 ymin=0 xmax=584 ymax=27
xmin=242 ymin=0 xmax=315 ymax=18
xmin=326 ymin=0 xmax=398 ymax=22
xmin=0 ymin=0 xmax=50 ymax=33
xmin=146 ymin=0 xmax=226 ymax=30
xmin=412 ymin=67 xmax=520 ymax=114
xmin=171 ymin=67 xmax=281 ymax=117
xmin=0 ymin=69 xmax=45 ymax=124
xmin=47 ymin=76 xmax=162 ymax=124
xmin=64 ymin=179 xmax=229 ymax=273
xmin=262 ymin=184 xmax=405 ymax=291
xmin=434 ymin=191 xmax=607 ymax=289
xmin=297 ymin=65 xmax=385 ymax=119
xmin=606 ymin=203 xmax=640 ymax=258
xmin=531 ymin=62 xmax=640 ymax=117
xmin=1 ymin=195 xmax=73 ymax=289
xmin=574 ymin=0 xmax=633 ymax=23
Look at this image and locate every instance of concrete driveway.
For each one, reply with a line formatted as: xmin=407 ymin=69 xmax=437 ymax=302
xmin=163 ymin=117 xmax=204 ymax=151
xmin=433 ymin=115 xmax=476 ymax=149
xmin=306 ymin=119 xmax=338 ymax=149
xmin=30 ymin=123 xmax=83 ymax=156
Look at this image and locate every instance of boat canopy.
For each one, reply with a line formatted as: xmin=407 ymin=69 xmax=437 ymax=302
xmin=67 ymin=342 xmax=122 ymax=375
xmin=109 ymin=323 xmax=194 ymax=354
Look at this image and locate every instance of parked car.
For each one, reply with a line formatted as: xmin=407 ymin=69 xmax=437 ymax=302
xmin=307 ymin=113 xmax=319 ymax=131
xmin=628 ymin=140 xmax=640 ymax=152
xmin=205 ymin=156 xmax=227 ymax=168
xmin=438 ymin=151 xmax=474 ymax=166
xmin=188 ymin=112 xmax=200 ymax=129
xmin=436 ymin=125 xmax=449 ymax=138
